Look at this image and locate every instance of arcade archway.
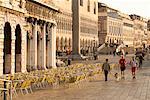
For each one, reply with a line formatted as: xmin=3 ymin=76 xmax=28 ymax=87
xmin=15 ymin=24 xmax=22 ymax=72
xmin=3 ymin=22 xmax=12 ymax=74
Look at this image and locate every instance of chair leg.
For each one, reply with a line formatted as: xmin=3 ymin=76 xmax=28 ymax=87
xmin=20 ymin=89 xmax=24 ymax=95
xmin=25 ymin=89 xmax=28 ymax=94
xmin=29 ymin=87 xmax=33 ymax=93
xmin=14 ymin=90 xmax=18 ymax=96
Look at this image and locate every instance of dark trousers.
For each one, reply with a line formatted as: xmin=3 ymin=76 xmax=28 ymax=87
xmin=104 ymin=70 xmax=108 ymax=81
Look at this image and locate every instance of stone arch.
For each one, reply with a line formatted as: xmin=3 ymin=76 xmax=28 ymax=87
xmin=60 ymin=37 xmax=64 ymax=52
xmin=88 ymin=40 xmax=90 ymax=47
xmin=110 ymin=38 xmax=112 ymax=43
xmin=15 ymin=24 xmax=22 ymax=73
xmin=80 ymin=39 xmax=83 ymax=48
xmin=3 ymin=22 xmax=12 ymax=74
xmin=82 ymin=39 xmax=85 ymax=49
xmin=85 ymin=39 xmax=88 ymax=49
xmin=91 ymin=40 xmax=93 ymax=47
xmin=64 ymin=37 xmax=67 ymax=51
xmin=56 ymin=37 xmax=59 ymax=51
xmin=69 ymin=38 xmax=71 ymax=50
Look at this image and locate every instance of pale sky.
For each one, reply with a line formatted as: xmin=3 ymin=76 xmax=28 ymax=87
xmin=98 ymin=0 xmax=150 ymax=18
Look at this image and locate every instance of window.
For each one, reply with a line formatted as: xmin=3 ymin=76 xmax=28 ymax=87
xmin=19 ymin=0 xmax=23 ymax=8
xmin=9 ymin=0 xmax=13 ymax=4
xmin=94 ymin=2 xmax=96 ymax=14
xmin=87 ymin=0 xmax=90 ymax=12
xmin=80 ymin=0 xmax=83 ymax=6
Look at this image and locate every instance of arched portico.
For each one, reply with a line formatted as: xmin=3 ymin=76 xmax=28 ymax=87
xmin=15 ymin=24 xmax=22 ymax=72
xmin=3 ymin=22 xmax=12 ymax=74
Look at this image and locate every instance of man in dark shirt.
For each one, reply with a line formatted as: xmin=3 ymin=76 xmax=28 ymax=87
xmin=102 ymin=59 xmax=111 ymax=81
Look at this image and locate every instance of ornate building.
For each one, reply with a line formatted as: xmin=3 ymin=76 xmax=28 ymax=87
xmin=98 ymin=3 xmax=148 ymax=48
xmin=0 ymin=0 xmax=26 ymax=75
xmin=98 ymin=3 xmax=123 ymax=45
xmin=120 ymin=13 xmax=134 ymax=47
xmin=0 ymin=0 xmax=58 ymax=75
xmin=130 ymin=14 xmax=148 ymax=48
xmin=52 ymin=0 xmax=73 ymax=55
xmin=25 ymin=0 xmax=58 ymax=71
xmin=79 ymin=0 xmax=98 ymax=55
xmin=51 ymin=0 xmax=99 ymax=56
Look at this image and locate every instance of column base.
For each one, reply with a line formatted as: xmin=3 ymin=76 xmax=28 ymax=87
xmin=69 ymin=54 xmax=83 ymax=61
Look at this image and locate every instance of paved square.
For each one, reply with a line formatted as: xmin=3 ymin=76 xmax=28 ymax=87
xmin=15 ymin=66 xmax=150 ymax=100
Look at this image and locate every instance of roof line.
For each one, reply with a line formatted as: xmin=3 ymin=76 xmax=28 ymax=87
xmin=28 ymin=0 xmax=59 ymax=12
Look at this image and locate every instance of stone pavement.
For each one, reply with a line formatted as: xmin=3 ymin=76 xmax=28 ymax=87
xmin=72 ymin=54 xmax=133 ymax=65
xmin=15 ymin=65 xmax=150 ymax=100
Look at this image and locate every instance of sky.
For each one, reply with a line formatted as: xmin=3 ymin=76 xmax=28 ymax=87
xmin=98 ymin=0 xmax=150 ymax=18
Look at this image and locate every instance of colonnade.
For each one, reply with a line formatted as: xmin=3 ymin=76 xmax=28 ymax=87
xmin=26 ymin=17 xmax=56 ymax=71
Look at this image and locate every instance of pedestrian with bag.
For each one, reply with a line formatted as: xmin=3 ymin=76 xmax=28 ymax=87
xmin=119 ymin=56 xmax=126 ymax=79
xmin=129 ymin=57 xmax=138 ymax=79
xmin=102 ymin=59 xmax=111 ymax=81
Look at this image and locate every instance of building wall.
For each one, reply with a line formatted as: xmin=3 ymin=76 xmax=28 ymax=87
xmin=107 ymin=16 xmax=122 ymax=44
xmin=120 ymin=13 xmax=134 ymax=46
xmin=98 ymin=3 xmax=148 ymax=48
xmin=130 ymin=15 xmax=148 ymax=48
xmin=80 ymin=0 xmax=98 ymax=53
xmin=0 ymin=0 xmax=26 ymax=75
xmin=98 ymin=3 xmax=123 ymax=45
xmin=52 ymin=0 xmax=99 ymax=55
xmin=52 ymin=0 xmax=72 ymax=53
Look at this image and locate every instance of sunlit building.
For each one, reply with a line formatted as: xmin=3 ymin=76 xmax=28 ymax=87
xmin=0 ymin=0 xmax=58 ymax=75
xmin=98 ymin=3 xmax=123 ymax=45
xmin=120 ymin=13 xmax=134 ymax=47
xmin=130 ymin=14 xmax=148 ymax=48
xmin=51 ymin=0 xmax=99 ymax=56
xmin=98 ymin=2 xmax=148 ymax=49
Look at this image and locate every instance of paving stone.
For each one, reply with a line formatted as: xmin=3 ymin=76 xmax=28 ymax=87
xmin=15 ymin=65 xmax=150 ymax=100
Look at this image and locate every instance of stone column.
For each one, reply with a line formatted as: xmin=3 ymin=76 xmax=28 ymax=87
xmin=41 ymin=23 xmax=46 ymax=69
xmin=21 ymin=25 xmax=27 ymax=73
xmin=11 ymin=26 xmax=15 ymax=74
xmin=72 ymin=0 xmax=82 ymax=59
xmin=47 ymin=24 xmax=56 ymax=68
xmin=31 ymin=21 xmax=37 ymax=70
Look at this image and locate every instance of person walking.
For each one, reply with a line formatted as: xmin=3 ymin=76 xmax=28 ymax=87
xmin=138 ymin=55 xmax=144 ymax=68
xmin=113 ymin=50 xmax=116 ymax=56
xmin=102 ymin=59 xmax=111 ymax=81
xmin=67 ymin=58 xmax=71 ymax=66
xmin=119 ymin=56 xmax=126 ymax=79
xmin=129 ymin=57 xmax=138 ymax=79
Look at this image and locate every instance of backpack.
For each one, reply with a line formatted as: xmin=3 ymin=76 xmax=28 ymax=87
xmin=132 ymin=61 xmax=137 ymax=67
xmin=120 ymin=59 xmax=125 ymax=64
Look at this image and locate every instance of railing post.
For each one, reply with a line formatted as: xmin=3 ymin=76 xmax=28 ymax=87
xmin=4 ymin=81 xmax=7 ymax=100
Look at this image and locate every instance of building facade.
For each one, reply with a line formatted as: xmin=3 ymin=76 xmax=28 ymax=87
xmin=98 ymin=3 xmax=123 ymax=45
xmin=130 ymin=14 xmax=148 ymax=48
xmin=51 ymin=0 xmax=99 ymax=56
xmin=0 ymin=0 xmax=58 ymax=75
xmin=79 ymin=0 xmax=98 ymax=55
xmin=0 ymin=0 xmax=26 ymax=75
xmin=120 ymin=13 xmax=134 ymax=47
xmin=98 ymin=3 xmax=148 ymax=48
xmin=25 ymin=0 xmax=58 ymax=71
xmin=52 ymin=0 xmax=72 ymax=54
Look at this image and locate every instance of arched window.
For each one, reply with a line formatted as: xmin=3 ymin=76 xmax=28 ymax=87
xmin=19 ymin=0 xmax=23 ymax=8
xmin=9 ymin=0 xmax=13 ymax=4
xmin=87 ymin=0 xmax=90 ymax=12
xmin=94 ymin=2 xmax=96 ymax=14
xmin=80 ymin=0 xmax=83 ymax=6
